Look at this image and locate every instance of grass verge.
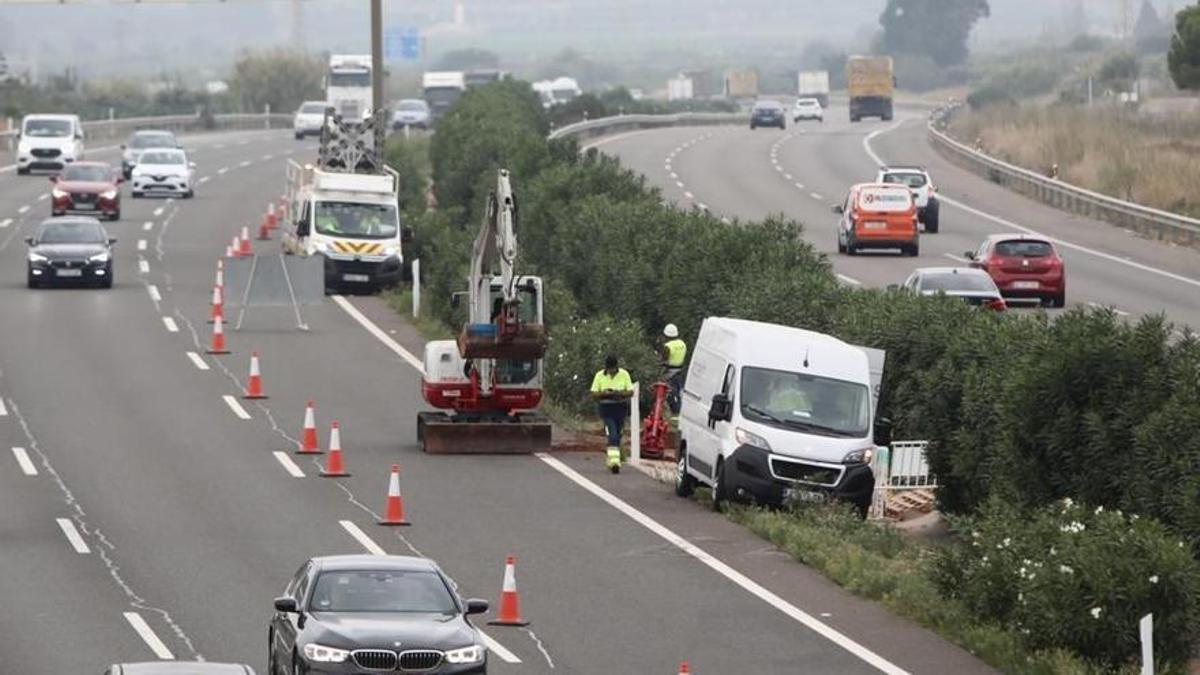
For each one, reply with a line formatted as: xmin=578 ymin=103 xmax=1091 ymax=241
xmin=380 ymin=287 xmax=453 ymax=341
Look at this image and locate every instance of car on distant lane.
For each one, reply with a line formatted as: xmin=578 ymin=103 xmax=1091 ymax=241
xmin=121 ymin=130 xmax=181 ymax=179
xmin=25 ymin=216 xmax=116 ymax=289
xmin=834 ymin=183 xmax=920 ymax=256
xmin=269 ymin=555 xmax=490 ymax=674
xmin=791 ymin=97 xmax=824 ymax=123
xmin=50 ymin=161 xmax=122 ymax=221
xmin=392 ymin=99 xmax=431 ymax=130
xmin=749 ymin=100 xmax=786 ymax=130
xmin=966 ymin=234 xmax=1066 ymax=307
xmin=294 ymin=101 xmax=331 ymax=139
xmin=897 ymin=267 xmax=1006 ymax=311
xmin=16 ymin=113 xmax=84 ymax=175
xmin=876 ymin=165 xmax=940 ymax=233
xmin=131 ymin=148 xmax=195 ymax=198
xmin=104 ymin=662 xmax=255 ymax=674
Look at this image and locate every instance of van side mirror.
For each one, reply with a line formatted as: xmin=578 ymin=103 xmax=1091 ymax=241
xmin=708 ymin=393 xmax=733 ymax=424
xmin=24 ymin=236 xmax=34 ymax=246
xmin=464 ymin=598 xmax=489 ymax=615
xmin=296 ymin=216 xmax=311 ymax=237
xmin=831 ymin=204 xmax=844 ymax=214
xmin=273 ymin=596 xmax=298 ymax=613
xmin=874 ymin=417 xmax=893 ymax=447
xmin=108 ymin=237 xmax=118 ymax=246
xmin=962 ymin=251 xmax=975 ymax=261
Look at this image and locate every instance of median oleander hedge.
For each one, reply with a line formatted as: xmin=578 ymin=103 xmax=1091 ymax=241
xmin=387 ymin=79 xmax=1200 ymax=670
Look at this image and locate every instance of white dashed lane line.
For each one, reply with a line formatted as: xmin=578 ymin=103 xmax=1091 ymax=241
xmin=1088 ymin=301 xmax=1130 ymax=317
xmin=162 ymin=317 xmax=179 ymax=333
xmin=794 ymin=182 xmax=805 ymax=190
xmin=186 ymin=352 xmax=210 ymax=371
xmin=273 ymin=451 xmax=306 ymax=478
xmin=17 ymin=205 xmax=30 ymax=214
xmin=11 ymin=447 xmax=37 ymax=476
xmin=56 ymin=518 xmax=90 ymax=554
xmin=684 ymin=191 xmax=694 ymax=200
xmin=137 ymin=239 xmax=147 ymax=251
xmin=942 ymin=253 xmax=968 ymax=263
xmin=238 ymin=160 xmax=251 ymax=168
xmin=222 ymin=395 xmax=252 ymax=420
xmin=698 ymin=203 xmax=709 ymax=211
xmin=147 ymin=285 xmax=162 ymax=302
xmin=123 ymin=612 xmax=174 ymax=660
xmin=340 ymin=520 xmax=387 ymax=555
xmin=38 ymin=193 xmax=48 ymax=202
xmin=138 ymin=260 xmax=151 ymax=274
xmin=218 ymin=167 xmax=229 ymax=175
xmin=199 ymin=176 xmax=211 ymax=184
xmin=0 ymin=219 xmax=12 ymax=229
xmin=143 ymin=221 xmax=154 ymax=231
xmin=152 ymin=207 xmax=164 ymax=217
xmin=0 ymin=398 xmax=7 ymax=416
xmin=810 ymin=192 xmax=824 ymax=201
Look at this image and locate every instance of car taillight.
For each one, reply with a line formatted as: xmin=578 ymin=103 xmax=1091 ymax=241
xmin=985 ymin=298 xmax=1007 ymax=312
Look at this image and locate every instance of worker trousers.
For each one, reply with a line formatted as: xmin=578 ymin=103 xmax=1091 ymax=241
xmin=599 ymin=402 xmax=627 ymax=468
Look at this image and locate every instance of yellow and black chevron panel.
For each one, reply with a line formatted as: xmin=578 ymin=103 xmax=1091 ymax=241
xmin=330 ymin=241 xmax=384 ymax=255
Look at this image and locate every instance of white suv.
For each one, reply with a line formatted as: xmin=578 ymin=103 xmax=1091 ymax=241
xmin=16 ymin=114 xmax=84 ymax=175
xmin=876 ymin=166 xmax=940 ymax=233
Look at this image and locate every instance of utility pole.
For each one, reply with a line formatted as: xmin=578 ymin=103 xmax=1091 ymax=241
xmin=371 ymin=0 xmax=384 ymax=117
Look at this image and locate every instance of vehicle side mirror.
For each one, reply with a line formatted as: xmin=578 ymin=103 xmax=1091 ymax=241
xmin=962 ymin=251 xmax=975 ymax=261
xmin=874 ymin=417 xmax=893 ymax=447
xmin=708 ymin=393 xmax=733 ymax=424
xmin=464 ymin=598 xmax=489 ymax=615
xmin=116 ymin=176 xmax=125 ymax=184
xmin=450 ymin=292 xmax=463 ymax=309
xmin=107 ymin=237 xmax=118 ymax=246
xmin=296 ymin=217 xmax=311 ymax=237
xmin=24 ymin=236 xmax=34 ymax=246
xmin=401 ymin=226 xmax=414 ymax=244
xmin=273 ymin=596 xmax=298 ymax=613
xmin=832 ymin=204 xmax=844 ymax=214
xmin=49 ymin=175 xmax=58 ymax=183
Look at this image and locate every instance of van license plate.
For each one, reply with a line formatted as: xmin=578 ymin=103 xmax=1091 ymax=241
xmin=785 ymin=488 xmax=826 ymax=504
xmin=864 ymin=221 xmax=887 ymax=229
xmin=342 ymin=273 xmax=370 ymax=283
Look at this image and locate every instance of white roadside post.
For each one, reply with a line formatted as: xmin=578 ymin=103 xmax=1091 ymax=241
xmin=411 ymin=259 xmax=421 ymax=319
xmin=1140 ymin=613 xmax=1154 ymax=675
xmin=868 ymin=444 xmax=891 ymax=520
xmin=629 ymin=383 xmax=641 ymax=465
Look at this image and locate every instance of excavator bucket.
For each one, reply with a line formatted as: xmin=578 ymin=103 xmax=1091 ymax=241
xmin=458 ymin=323 xmax=547 ymax=361
xmin=418 ymin=411 xmax=551 ymax=454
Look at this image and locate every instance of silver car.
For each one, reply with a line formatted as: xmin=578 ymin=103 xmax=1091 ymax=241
xmin=131 ymin=149 xmax=196 ymax=198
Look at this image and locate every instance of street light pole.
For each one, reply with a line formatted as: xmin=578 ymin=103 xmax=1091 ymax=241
xmin=370 ymin=0 xmax=384 ymax=119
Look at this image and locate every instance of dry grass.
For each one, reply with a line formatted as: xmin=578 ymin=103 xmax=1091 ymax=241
xmin=949 ymin=105 xmax=1200 ymax=217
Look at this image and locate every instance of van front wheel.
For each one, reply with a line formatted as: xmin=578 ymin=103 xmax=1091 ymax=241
xmin=674 ymin=448 xmax=696 ymax=498
xmin=710 ymin=458 xmax=728 ymax=511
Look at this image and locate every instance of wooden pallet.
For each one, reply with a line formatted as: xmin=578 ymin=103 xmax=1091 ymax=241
xmin=885 ymin=489 xmax=937 ymax=518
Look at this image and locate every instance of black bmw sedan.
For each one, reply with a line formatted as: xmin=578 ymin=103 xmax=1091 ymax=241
xmin=269 ymin=555 xmax=490 ymax=675
xmin=26 ymin=216 xmax=116 ymax=288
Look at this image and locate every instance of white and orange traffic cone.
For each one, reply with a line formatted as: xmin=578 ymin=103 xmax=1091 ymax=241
xmin=208 ymin=284 xmax=224 ymax=324
xmin=215 ymin=259 xmax=224 ymax=289
xmin=297 ymin=400 xmax=321 ymax=454
xmin=206 ymin=315 xmax=230 ymax=355
xmin=487 ymin=555 xmax=529 ymax=626
xmin=242 ymin=351 xmax=267 ymax=399
xmin=266 ymin=202 xmax=278 ymax=229
xmin=320 ymin=421 xmax=350 ymax=477
xmin=257 ymin=215 xmax=271 ymax=241
xmin=238 ymin=226 xmax=253 ymax=256
xmin=678 ymin=661 xmax=690 ymax=675
xmin=378 ymin=464 xmax=411 ymax=526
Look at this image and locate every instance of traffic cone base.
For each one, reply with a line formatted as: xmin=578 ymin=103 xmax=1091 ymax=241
xmin=320 ymin=422 xmax=350 ymax=477
xmin=378 ymin=464 xmax=411 ymax=526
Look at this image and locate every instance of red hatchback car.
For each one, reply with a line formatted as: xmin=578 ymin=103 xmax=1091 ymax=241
xmin=51 ymin=162 xmax=122 ymax=221
xmin=966 ymin=234 xmax=1065 ymax=307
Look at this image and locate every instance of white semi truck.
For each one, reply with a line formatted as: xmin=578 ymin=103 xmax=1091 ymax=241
xmin=326 ymin=54 xmax=373 ymax=122
xmin=422 ymin=71 xmax=466 ymax=123
xmin=797 ymin=70 xmax=831 ymax=107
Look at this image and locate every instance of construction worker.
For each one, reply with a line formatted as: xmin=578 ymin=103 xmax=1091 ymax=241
xmin=661 ymin=324 xmax=688 ymax=416
xmin=591 ymin=354 xmax=634 ymax=474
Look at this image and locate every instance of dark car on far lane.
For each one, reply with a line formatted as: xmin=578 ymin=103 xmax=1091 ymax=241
xmin=26 ymin=217 xmax=116 ymax=289
xmin=749 ymin=100 xmax=786 ymax=130
xmin=269 ymin=555 xmax=490 ymax=675
xmin=51 ymin=161 xmax=122 ymax=221
xmin=104 ymin=663 xmax=255 ymax=674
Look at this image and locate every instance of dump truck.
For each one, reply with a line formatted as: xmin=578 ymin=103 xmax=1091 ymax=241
xmin=846 ymin=56 xmax=894 ymax=122
xmin=723 ymin=69 xmax=759 ymax=99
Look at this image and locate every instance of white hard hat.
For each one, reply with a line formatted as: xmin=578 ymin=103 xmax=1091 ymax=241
xmin=663 ymin=324 xmax=679 ymax=338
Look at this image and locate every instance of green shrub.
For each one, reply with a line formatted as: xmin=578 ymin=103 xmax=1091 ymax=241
xmin=542 ymin=315 xmax=659 ymax=417
xmin=967 ymin=84 xmax=1017 ymax=110
xmin=935 ymin=499 xmax=1200 ymax=669
xmin=383 ymin=134 xmax=430 ymax=216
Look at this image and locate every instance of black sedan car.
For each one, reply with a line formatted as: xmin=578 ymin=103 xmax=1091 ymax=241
xmin=105 ymin=663 xmax=255 ymax=674
xmin=26 ymin=216 xmax=116 ymax=288
xmin=750 ymin=100 xmax=786 ymax=130
xmin=269 ymin=555 xmax=490 ymax=675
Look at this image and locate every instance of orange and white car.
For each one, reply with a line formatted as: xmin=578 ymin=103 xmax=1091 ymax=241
xmin=834 ymin=183 xmax=920 ymax=256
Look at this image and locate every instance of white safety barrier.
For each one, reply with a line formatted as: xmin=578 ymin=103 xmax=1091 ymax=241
xmin=548 ymin=112 xmax=748 ymax=142
xmin=868 ymin=440 xmax=937 ymax=520
xmin=629 ymin=382 xmax=641 ymax=465
xmin=411 ymin=258 xmax=421 ymax=319
xmin=3 ymin=110 xmax=293 ymax=150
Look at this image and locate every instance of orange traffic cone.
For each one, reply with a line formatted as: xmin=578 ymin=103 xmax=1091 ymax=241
xmin=207 ymin=315 xmax=230 ymax=354
xmin=378 ymin=464 xmax=411 ymax=526
xmin=238 ymin=226 xmax=253 ymax=256
xmin=257 ymin=216 xmax=271 ymax=241
xmin=266 ymin=202 xmax=278 ymax=229
xmin=208 ymin=285 xmax=224 ymax=324
xmin=277 ymin=196 xmax=287 ymax=223
xmin=297 ymin=400 xmax=321 ymax=454
xmin=320 ymin=421 xmax=350 ymax=477
xmin=243 ymin=351 xmax=267 ymax=399
xmin=487 ymin=555 xmax=529 ymax=626
xmin=229 ymin=234 xmax=243 ymax=258
xmin=678 ymin=661 xmax=690 ymax=675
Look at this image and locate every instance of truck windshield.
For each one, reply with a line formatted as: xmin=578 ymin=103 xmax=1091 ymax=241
xmin=314 ymin=202 xmax=398 ymax=240
xmin=739 ymin=367 xmax=869 ymax=438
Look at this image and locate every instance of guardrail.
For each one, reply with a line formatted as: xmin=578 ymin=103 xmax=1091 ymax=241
xmin=2 ymin=112 xmax=293 ymax=150
xmin=548 ymin=111 xmax=748 ymax=141
xmin=927 ymin=105 xmax=1200 ymax=248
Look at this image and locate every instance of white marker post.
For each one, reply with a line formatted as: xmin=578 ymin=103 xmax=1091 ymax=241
xmin=411 ymin=259 xmax=421 ymax=319
xmin=629 ymin=382 xmax=641 ymax=465
xmin=1140 ymin=613 xmax=1154 ymax=675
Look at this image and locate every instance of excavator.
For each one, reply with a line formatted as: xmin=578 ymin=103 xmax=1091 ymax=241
xmin=417 ymin=170 xmax=552 ymax=453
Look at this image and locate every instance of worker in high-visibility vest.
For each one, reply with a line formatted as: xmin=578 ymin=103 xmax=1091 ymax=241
xmin=590 ymin=354 xmax=634 ymax=474
xmin=661 ymin=324 xmax=688 ymax=416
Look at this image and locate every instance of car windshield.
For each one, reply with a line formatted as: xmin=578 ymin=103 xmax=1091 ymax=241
xmin=61 ymin=165 xmax=112 ymax=182
xmin=995 ymin=240 xmax=1054 ymax=257
xmin=309 ymin=570 xmax=457 ymax=614
xmin=140 ymin=151 xmax=184 ymax=165
xmin=24 ymin=119 xmax=72 ymax=137
xmin=130 ymin=133 xmax=176 ymax=149
xmin=329 ymin=71 xmax=370 ymax=87
xmin=397 ymin=101 xmax=427 ymax=111
xmin=314 ymin=201 xmax=398 ymax=240
xmin=740 ymin=367 xmax=870 ymax=438
xmin=38 ymin=221 xmax=105 ymax=244
xmin=921 ymin=272 xmax=997 ymax=293
xmin=300 ymin=103 xmax=328 ymax=114
xmin=882 ymin=172 xmax=927 ymax=188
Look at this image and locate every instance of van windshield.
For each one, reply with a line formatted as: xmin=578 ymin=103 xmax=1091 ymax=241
xmin=740 ymin=367 xmax=870 ymax=438
xmin=24 ymin=119 xmax=73 ymax=138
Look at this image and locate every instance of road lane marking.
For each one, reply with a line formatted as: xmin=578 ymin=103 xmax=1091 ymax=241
xmin=143 ymin=221 xmax=154 ymax=231
xmin=1088 ymin=301 xmax=1130 ymax=316
xmin=137 ymin=239 xmax=147 ymax=251
xmin=478 ymin=632 xmax=522 ymax=664
xmin=273 ymin=451 xmax=306 ymax=478
xmin=152 ymin=207 xmax=164 ymax=217
xmin=0 ymin=218 xmax=11 ymax=228
xmin=18 ymin=205 xmax=30 ymax=214
xmin=675 ymin=181 xmax=685 ymax=188
xmin=684 ymin=191 xmax=694 ymax=200
xmin=698 ymin=203 xmax=709 ymax=211
xmin=123 ymin=612 xmax=174 ymax=660
xmin=330 ymin=296 xmax=425 ymax=373
xmin=837 ymin=274 xmax=862 ymax=286
xmin=669 ymin=172 xmax=678 ymax=179
xmin=943 ymin=253 xmax=968 ymax=263
xmin=198 ymin=176 xmax=210 ymax=184
xmin=261 ymin=154 xmax=274 ymax=161
xmin=162 ymin=317 xmax=178 ymax=333
xmin=12 ymin=447 xmax=37 ymax=475
xmin=38 ymin=193 xmax=48 ymax=201
xmin=218 ymin=167 xmax=229 ymax=175
xmin=794 ymin=182 xmax=805 ymax=189
xmin=239 ymin=160 xmax=251 ymax=168
xmin=139 ymin=260 xmax=151 ymax=274
xmin=810 ymin=192 xmax=824 ymax=201
xmin=340 ymin=520 xmax=386 ymax=555
xmin=186 ymin=352 xmax=210 ymax=371
xmin=56 ymin=518 xmax=90 ymax=554
xmin=536 ymin=454 xmax=907 ymax=675
xmin=223 ymin=395 xmax=251 ymax=420
xmin=147 ymin=285 xmax=161 ymax=302
xmin=0 ymin=398 xmax=6 ymax=416
xmin=580 ymin=128 xmax=654 ymax=151
xmin=784 ymin=173 xmax=793 ymax=180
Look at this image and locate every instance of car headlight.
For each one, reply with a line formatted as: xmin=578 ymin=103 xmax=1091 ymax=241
xmin=101 ymin=189 xmax=118 ymax=200
xmin=88 ymin=251 xmax=111 ymax=263
xmin=382 ymin=245 xmax=400 ymax=257
xmin=445 ymin=644 xmax=486 ymax=665
xmin=302 ymin=643 xmax=349 ymax=663
xmin=51 ymin=188 xmax=69 ymax=199
xmin=28 ymin=252 xmax=49 ymax=263
xmin=735 ymin=427 xmax=771 ymax=450
xmin=842 ymin=447 xmax=875 ymax=465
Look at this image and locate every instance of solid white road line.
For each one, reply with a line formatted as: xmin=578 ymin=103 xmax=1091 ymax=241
xmin=331 ymin=295 xmax=426 ymax=373
xmin=162 ymin=317 xmax=179 ymax=333
xmin=0 ymin=398 xmax=7 ymax=416
xmin=18 ymin=205 xmax=30 ymax=214
xmin=478 ymin=631 xmax=522 ymax=664
xmin=536 ymin=454 xmax=907 ymax=674
xmin=186 ymin=352 xmax=210 ymax=371
xmin=273 ymin=451 xmax=306 ymax=478
xmin=138 ymin=260 xmax=150 ymax=274
xmin=837 ymin=274 xmax=862 ymax=286
xmin=0 ymin=218 xmax=12 ymax=228
xmin=56 ymin=518 xmax=90 ymax=554
xmin=38 ymin=193 xmax=49 ymax=201
xmin=147 ymin=285 xmax=161 ymax=302
xmin=942 ymin=253 xmax=968 ymax=263
xmin=12 ymin=447 xmax=37 ymax=476
xmin=222 ymin=395 xmax=251 ymax=420
xmin=143 ymin=221 xmax=154 ymax=231
xmin=137 ymin=239 xmax=147 ymax=251
xmin=123 ymin=612 xmax=175 ymax=660
xmin=152 ymin=207 xmax=164 ymax=217
xmin=340 ymin=520 xmax=386 ymax=555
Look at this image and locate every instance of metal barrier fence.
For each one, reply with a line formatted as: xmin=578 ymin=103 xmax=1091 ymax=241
xmin=869 ymin=440 xmax=937 ymax=520
xmin=548 ymin=111 xmax=748 ymax=141
xmin=3 ymin=111 xmax=293 ymax=150
xmin=927 ymin=105 xmax=1200 ymax=249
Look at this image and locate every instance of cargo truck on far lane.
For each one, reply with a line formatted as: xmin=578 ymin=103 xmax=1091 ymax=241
xmin=846 ymin=56 xmax=894 ymax=122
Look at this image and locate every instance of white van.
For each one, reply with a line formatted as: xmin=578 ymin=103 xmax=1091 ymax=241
xmin=16 ymin=114 xmax=85 ymax=174
xmin=675 ymin=317 xmax=887 ymax=515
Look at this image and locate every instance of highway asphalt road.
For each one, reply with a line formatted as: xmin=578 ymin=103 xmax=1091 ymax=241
xmin=0 ymin=127 xmax=993 ymax=673
xmin=596 ymin=104 xmax=1200 ymax=331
